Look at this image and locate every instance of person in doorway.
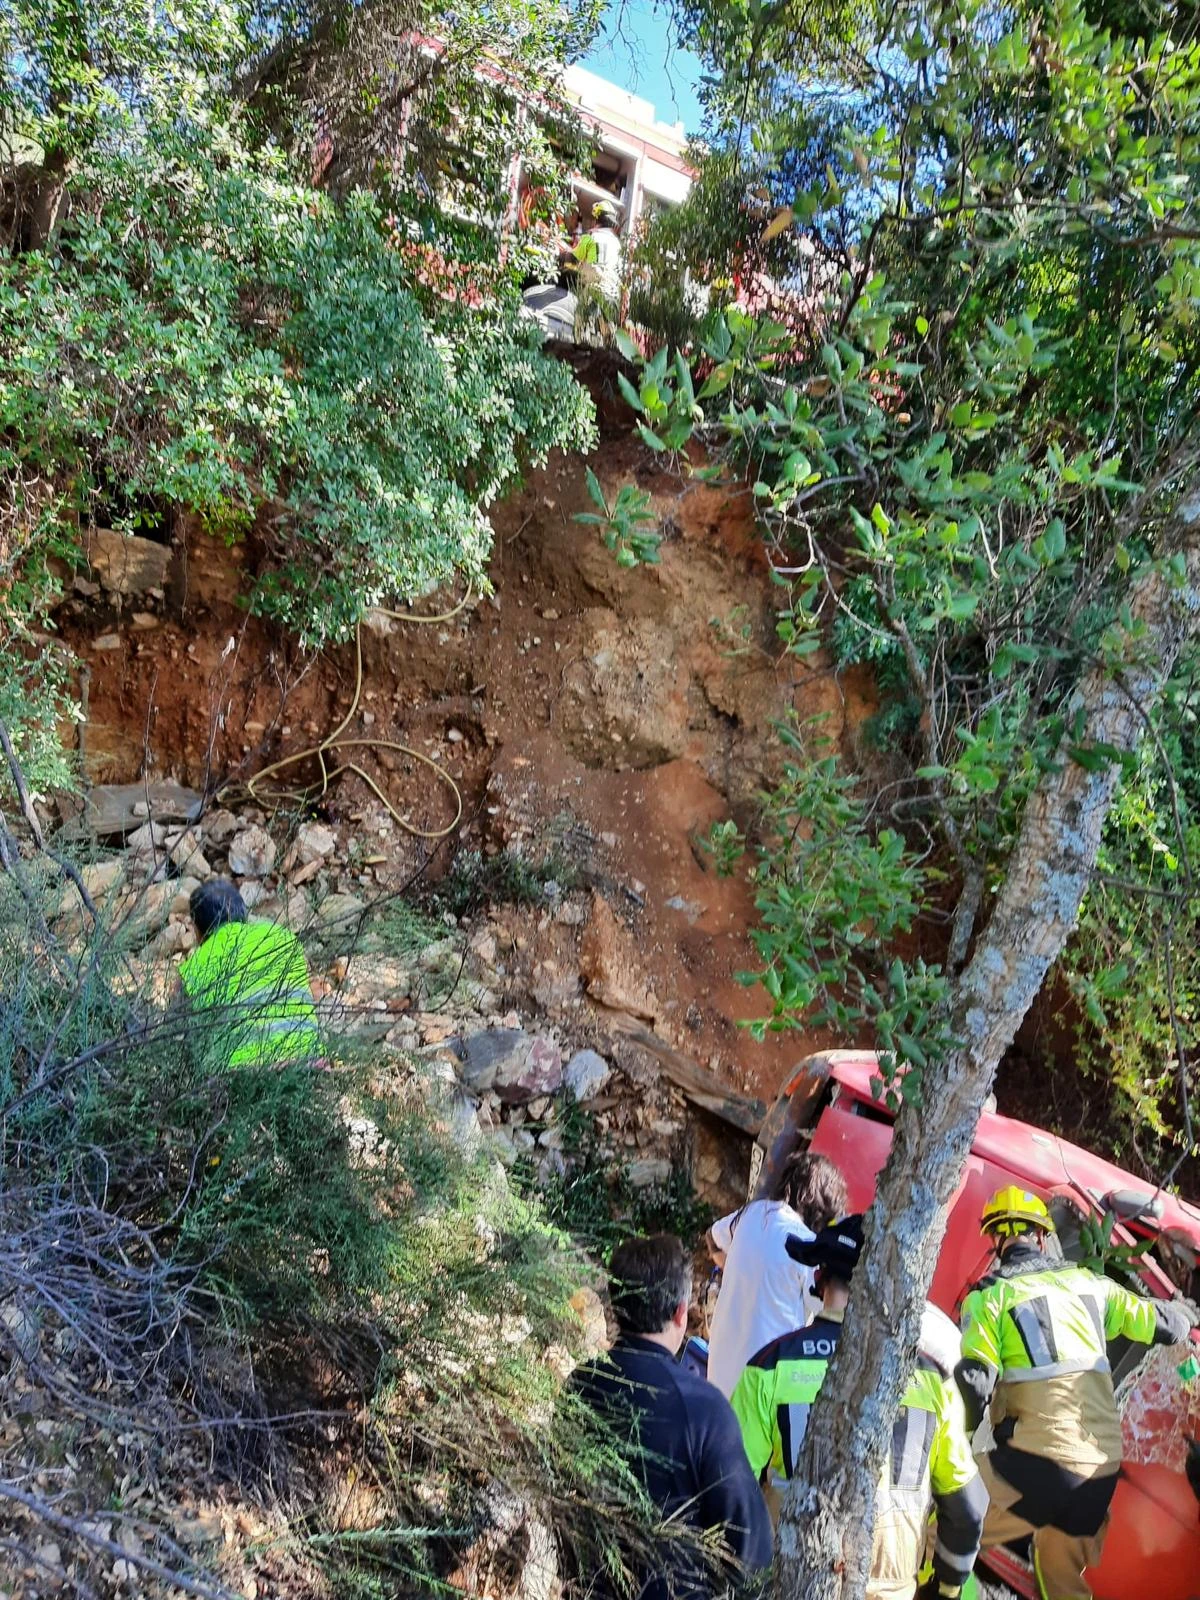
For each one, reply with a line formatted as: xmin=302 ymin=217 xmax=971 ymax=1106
xmin=705 ymin=1150 xmax=848 ymax=1397
xmin=569 ymin=1233 xmax=772 ymax=1600
xmin=566 ymin=198 xmax=623 ymax=305
xmin=179 ymin=878 xmax=321 ymax=1068
xmin=731 ymin=1216 xmax=987 ymax=1600
xmin=955 ymin=1186 xmax=1195 ymax=1600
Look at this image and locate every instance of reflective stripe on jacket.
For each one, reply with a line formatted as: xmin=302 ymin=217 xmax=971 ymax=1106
xmin=179 ymin=920 xmax=319 ymax=1068
xmin=958 ymin=1249 xmax=1158 ymax=1471
xmin=731 ymin=1311 xmax=985 ymax=1598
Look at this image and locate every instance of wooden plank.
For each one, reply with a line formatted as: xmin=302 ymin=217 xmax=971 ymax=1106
xmin=73 ymin=782 xmax=204 ymax=838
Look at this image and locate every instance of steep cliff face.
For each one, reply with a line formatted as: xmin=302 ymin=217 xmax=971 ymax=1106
xmin=54 ymin=413 xmax=884 ymax=1131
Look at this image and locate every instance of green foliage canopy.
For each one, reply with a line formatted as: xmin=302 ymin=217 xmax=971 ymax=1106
xmin=0 ymin=0 xmax=596 ymax=790
xmin=613 ymin=0 xmax=1200 ymax=1162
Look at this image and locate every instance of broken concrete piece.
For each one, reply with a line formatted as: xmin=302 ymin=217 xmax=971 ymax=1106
xmin=84 ymin=527 xmax=171 ymax=596
xmin=80 ymin=783 xmax=202 ymax=839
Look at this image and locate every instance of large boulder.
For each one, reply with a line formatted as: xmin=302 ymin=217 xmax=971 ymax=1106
xmin=457 ymin=1030 xmax=563 ymax=1102
xmin=83 ymin=528 xmax=171 ymax=596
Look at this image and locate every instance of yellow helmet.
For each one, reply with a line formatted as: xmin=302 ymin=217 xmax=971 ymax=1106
xmin=981 ymin=1185 xmax=1054 ymax=1240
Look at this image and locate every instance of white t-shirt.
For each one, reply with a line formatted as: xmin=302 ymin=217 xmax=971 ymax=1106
xmin=706 ymin=1199 xmax=821 ymax=1397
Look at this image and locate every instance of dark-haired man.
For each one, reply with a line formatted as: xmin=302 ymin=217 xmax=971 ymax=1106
xmin=179 ymin=877 xmax=320 ymax=1068
xmin=570 ymin=1233 xmax=772 ymax=1599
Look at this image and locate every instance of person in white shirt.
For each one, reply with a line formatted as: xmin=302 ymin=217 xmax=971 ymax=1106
xmin=704 ymin=1151 xmax=848 ymax=1398
xmin=563 ymin=199 xmax=623 ymax=306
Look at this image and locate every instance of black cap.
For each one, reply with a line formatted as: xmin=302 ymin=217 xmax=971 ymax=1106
xmin=786 ymin=1214 xmax=864 ymax=1279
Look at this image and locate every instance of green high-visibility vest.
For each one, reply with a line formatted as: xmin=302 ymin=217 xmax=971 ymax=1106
xmin=180 ymin=920 xmax=320 ymax=1068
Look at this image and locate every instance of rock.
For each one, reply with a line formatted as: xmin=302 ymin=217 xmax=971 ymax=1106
xmin=151 ymin=920 xmax=197 ymax=958
xmin=203 ymin=808 xmax=241 ymax=846
xmin=228 ymin=824 xmax=276 ymax=877
xmin=169 ymin=875 xmax=202 ymax=917
xmin=240 ymin=880 xmax=270 ymax=910
xmin=290 ymin=857 xmax=323 ymax=887
xmin=627 ymin=1158 xmax=673 ymax=1189
xmin=55 ymin=858 xmax=124 ymax=917
xmin=569 ymin=1287 xmax=608 ymax=1355
xmin=110 ymin=880 xmax=175 ymax=940
xmin=84 ymin=527 xmax=171 ymax=596
xmin=498 ymin=1035 xmax=563 ymax=1102
xmin=469 ymin=930 xmax=498 ymax=965
xmin=314 ymin=892 xmax=365 ymax=929
xmin=126 ymin=820 xmax=167 ymax=856
xmin=166 ymin=827 xmax=213 ymax=880
xmin=579 ymin=895 xmax=658 ymax=1021
xmin=695 ymin=1150 xmax=724 ymax=1191
xmin=131 ymin=612 xmax=159 ymax=629
xmin=294 ymin=821 xmax=337 ymax=864
xmin=418 ymin=936 xmax=461 ymax=972
xmin=338 ymin=954 xmax=414 ymax=1004
xmin=458 ymin=1029 xmax=530 ymax=1093
xmin=447 ymin=727 xmax=464 ymax=743
xmin=563 ymin=1049 xmax=610 ymax=1102
xmin=0 ymin=1299 xmax=40 ymax=1362
xmin=362 ymin=608 xmax=398 ymax=637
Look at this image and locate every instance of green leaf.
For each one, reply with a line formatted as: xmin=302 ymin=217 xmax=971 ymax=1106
xmin=583 ymin=466 xmax=607 ymax=514
xmin=617 ymin=371 xmax=643 ymax=413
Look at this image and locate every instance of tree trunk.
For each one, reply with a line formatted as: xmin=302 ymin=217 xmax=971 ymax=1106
xmin=775 ymin=489 xmax=1200 ymax=1600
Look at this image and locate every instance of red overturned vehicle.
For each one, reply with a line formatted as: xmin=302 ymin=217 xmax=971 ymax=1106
xmin=748 ymin=1050 xmax=1200 ymax=1600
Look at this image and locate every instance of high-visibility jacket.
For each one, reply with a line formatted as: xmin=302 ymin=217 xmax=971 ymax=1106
xmin=958 ymin=1248 xmax=1164 ymax=1473
xmin=731 ymin=1310 xmax=986 ymax=1599
xmin=179 ymin=920 xmax=320 ymax=1068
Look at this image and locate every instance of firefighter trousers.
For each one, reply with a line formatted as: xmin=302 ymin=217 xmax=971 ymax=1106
xmin=978 ymin=1453 xmax=1114 ymax=1600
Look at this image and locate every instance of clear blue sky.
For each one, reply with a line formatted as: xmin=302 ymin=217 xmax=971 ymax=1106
xmin=580 ymin=0 xmax=706 ymax=135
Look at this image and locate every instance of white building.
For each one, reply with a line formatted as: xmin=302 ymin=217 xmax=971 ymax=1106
xmin=557 ymin=64 xmax=694 ymax=233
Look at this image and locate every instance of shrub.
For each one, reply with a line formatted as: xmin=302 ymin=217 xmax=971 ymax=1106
xmin=0 ymin=854 xmax=682 ymax=1596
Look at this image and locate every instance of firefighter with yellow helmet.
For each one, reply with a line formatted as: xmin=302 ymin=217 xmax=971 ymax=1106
xmin=955 ymin=1185 xmax=1194 ymax=1600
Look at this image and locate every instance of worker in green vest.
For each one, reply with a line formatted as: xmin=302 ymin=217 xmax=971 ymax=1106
xmin=179 ymin=878 xmax=320 ymax=1068
xmin=730 ymin=1216 xmax=986 ymax=1600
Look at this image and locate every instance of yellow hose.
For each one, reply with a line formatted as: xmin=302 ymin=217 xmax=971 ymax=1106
xmin=222 ymin=587 xmax=473 ymax=840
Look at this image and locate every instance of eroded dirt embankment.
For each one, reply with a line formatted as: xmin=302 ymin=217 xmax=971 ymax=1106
xmin=57 ymin=422 xmax=891 ymax=1127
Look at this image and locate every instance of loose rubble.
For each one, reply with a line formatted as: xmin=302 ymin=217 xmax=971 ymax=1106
xmin=46 ymin=799 xmax=736 ymax=1217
